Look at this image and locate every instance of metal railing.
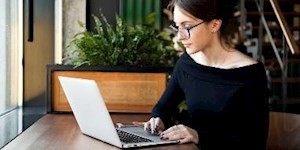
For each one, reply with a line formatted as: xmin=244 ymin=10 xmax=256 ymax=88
xmin=269 ymin=0 xmax=299 ymax=55
xmin=254 ymin=0 xmax=300 ymax=103
xmin=255 ymin=0 xmax=299 ymax=70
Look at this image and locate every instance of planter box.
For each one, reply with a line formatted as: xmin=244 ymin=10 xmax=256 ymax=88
xmin=47 ymin=65 xmax=173 ymax=113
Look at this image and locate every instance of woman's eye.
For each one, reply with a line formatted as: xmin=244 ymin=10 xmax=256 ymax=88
xmin=183 ymin=25 xmax=192 ymax=29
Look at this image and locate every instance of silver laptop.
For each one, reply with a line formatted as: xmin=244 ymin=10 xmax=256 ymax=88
xmin=58 ymin=76 xmax=178 ymax=149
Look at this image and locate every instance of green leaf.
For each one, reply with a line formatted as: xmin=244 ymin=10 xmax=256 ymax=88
xmin=65 ymin=12 xmax=179 ymax=67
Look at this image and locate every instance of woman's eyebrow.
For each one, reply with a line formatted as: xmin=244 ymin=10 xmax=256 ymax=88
xmin=175 ymin=20 xmax=194 ymax=26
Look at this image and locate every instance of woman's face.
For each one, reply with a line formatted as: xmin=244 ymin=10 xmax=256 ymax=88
xmin=173 ymin=5 xmax=214 ymax=54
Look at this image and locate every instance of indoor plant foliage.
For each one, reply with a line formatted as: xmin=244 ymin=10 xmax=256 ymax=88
xmin=65 ymin=13 xmax=178 ymax=67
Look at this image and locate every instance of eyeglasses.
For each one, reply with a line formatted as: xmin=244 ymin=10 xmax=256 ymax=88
xmin=169 ymin=21 xmax=205 ymax=40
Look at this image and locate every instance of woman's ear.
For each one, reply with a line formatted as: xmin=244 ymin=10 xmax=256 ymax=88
xmin=210 ymin=19 xmax=222 ymax=33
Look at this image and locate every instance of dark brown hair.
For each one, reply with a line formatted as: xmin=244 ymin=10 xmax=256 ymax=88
xmin=169 ymin=0 xmax=239 ymax=46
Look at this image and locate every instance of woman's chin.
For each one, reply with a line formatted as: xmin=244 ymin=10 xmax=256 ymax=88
xmin=185 ymin=48 xmax=198 ymax=54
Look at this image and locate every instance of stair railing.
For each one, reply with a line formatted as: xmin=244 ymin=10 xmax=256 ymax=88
xmin=269 ymin=0 xmax=299 ymax=55
xmin=255 ymin=0 xmax=299 ymax=70
xmin=255 ymin=0 xmax=283 ymax=70
xmin=254 ymin=0 xmax=300 ymax=105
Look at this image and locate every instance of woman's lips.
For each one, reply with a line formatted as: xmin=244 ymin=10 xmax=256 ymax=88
xmin=183 ymin=44 xmax=191 ymax=47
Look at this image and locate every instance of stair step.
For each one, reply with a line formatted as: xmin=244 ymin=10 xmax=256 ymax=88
xmin=264 ymin=58 xmax=300 ymax=72
xmin=245 ymin=0 xmax=300 ymax=4
xmin=272 ymin=77 xmax=300 ymax=83
xmin=270 ymin=97 xmax=300 ymax=104
xmin=265 ymin=58 xmax=300 ymax=64
xmin=253 ymin=26 xmax=300 ymax=31
xmin=248 ymin=11 xmax=300 ymax=17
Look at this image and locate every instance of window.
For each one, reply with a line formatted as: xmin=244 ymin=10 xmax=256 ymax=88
xmin=0 ymin=0 xmax=23 ymax=148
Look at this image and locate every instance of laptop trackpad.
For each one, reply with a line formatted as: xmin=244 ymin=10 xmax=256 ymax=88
xmin=118 ymin=127 xmax=165 ymax=142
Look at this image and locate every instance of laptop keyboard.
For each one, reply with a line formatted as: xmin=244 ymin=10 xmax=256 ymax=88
xmin=116 ymin=129 xmax=153 ymax=143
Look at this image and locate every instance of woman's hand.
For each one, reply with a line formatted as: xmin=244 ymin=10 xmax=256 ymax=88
xmin=160 ymin=124 xmax=199 ymax=144
xmin=143 ymin=117 xmax=165 ymax=134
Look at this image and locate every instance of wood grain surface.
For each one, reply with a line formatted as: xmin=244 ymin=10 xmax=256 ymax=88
xmin=3 ymin=112 xmax=300 ymax=149
xmin=2 ymin=114 xmax=198 ymax=150
xmin=268 ymin=112 xmax=300 ymax=149
xmin=51 ymin=71 xmax=167 ymax=113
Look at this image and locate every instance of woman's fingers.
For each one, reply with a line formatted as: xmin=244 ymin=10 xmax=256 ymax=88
xmin=132 ymin=121 xmax=145 ymax=126
xmin=150 ymin=118 xmax=156 ymax=134
xmin=154 ymin=118 xmax=165 ymax=134
xmin=144 ymin=118 xmax=152 ymax=131
xmin=162 ymin=124 xmax=180 ymax=135
xmin=143 ymin=117 xmax=165 ymax=134
xmin=178 ymin=137 xmax=190 ymax=144
xmin=160 ymin=125 xmax=199 ymax=144
xmin=145 ymin=123 xmax=198 ymax=144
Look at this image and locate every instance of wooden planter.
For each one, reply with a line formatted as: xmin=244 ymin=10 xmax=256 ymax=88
xmin=47 ymin=65 xmax=173 ymax=113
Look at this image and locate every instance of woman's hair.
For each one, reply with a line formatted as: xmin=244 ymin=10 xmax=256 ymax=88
xmin=168 ymin=0 xmax=239 ymax=46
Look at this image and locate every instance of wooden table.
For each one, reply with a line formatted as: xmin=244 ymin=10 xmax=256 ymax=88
xmin=2 ymin=114 xmax=199 ymax=150
xmin=268 ymin=111 xmax=300 ymax=149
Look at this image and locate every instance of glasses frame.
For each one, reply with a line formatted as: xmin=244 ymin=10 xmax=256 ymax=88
xmin=169 ymin=21 xmax=206 ymax=40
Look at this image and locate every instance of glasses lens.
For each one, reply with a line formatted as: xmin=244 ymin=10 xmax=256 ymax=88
xmin=178 ymin=28 xmax=189 ymax=40
xmin=169 ymin=24 xmax=190 ymax=40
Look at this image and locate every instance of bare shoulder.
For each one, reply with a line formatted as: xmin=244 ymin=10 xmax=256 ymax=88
xmin=227 ymin=50 xmax=258 ymax=68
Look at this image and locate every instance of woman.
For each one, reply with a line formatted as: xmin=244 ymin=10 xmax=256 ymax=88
xmin=143 ymin=0 xmax=269 ymax=149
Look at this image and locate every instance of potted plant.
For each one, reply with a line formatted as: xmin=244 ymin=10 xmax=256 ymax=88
xmin=64 ymin=12 xmax=177 ymax=67
xmin=47 ymin=13 xmax=178 ymax=113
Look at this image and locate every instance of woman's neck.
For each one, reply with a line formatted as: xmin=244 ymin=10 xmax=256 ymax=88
xmin=190 ymin=43 xmax=234 ymax=68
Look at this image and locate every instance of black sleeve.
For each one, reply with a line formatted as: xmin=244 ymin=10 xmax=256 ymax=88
xmin=243 ymin=65 xmax=269 ymax=149
xmin=151 ymin=65 xmax=185 ymax=128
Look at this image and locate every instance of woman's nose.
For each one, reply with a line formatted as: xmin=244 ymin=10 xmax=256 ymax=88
xmin=177 ymin=31 xmax=188 ymax=40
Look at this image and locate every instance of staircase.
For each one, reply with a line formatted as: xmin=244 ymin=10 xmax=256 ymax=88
xmin=240 ymin=0 xmax=300 ymax=113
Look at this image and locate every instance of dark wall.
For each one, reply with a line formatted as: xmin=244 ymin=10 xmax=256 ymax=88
xmin=86 ymin=0 xmax=120 ymax=32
